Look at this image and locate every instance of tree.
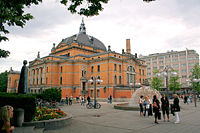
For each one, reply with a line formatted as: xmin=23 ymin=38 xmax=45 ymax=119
xmin=169 ymin=75 xmax=182 ymax=94
xmin=150 ymin=69 xmax=163 ymax=91
xmin=190 ymin=63 xmax=200 ymax=93
xmin=41 ymin=88 xmax=61 ymax=102
xmin=0 ymin=71 xmax=8 ymax=92
xmin=151 ymin=77 xmax=163 ymax=91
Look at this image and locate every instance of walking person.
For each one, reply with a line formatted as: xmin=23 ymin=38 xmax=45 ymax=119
xmin=109 ymin=95 xmax=112 ymax=104
xmin=66 ymin=96 xmax=69 ymax=105
xmin=87 ymin=96 xmax=90 ymax=105
xmin=173 ymin=94 xmax=180 ymax=124
xmin=161 ymin=94 xmax=170 ymax=122
xmin=153 ymin=95 xmax=160 ymax=124
xmin=139 ymin=96 xmax=144 ymax=116
xmin=69 ymin=96 xmax=73 ymax=105
xmin=0 ymin=105 xmax=15 ymax=133
xmin=189 ymin=94 xmax=193 ymax=103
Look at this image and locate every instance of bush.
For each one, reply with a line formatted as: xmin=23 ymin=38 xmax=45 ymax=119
xmin=41 ymin=88 xmax=61 ymax=102
xmin=0 ymin=92 xmax=36 ymax=122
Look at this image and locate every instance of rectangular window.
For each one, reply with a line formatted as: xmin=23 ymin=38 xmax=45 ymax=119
xmin=180 ymin=58 xmax=185 ymax=61
xmin=181 ymin=69 xmax=187 ymax=73
xmin=61 ymin=66 xmax=63 ymax=73
xmin=147 ymin=73 xmax=151 ymax=75
xmin=173 ymin=64 xmax=179 ymax=68
xmin=139 ymin=69 xmax=141 ymax=75
xmin=181 ymin=64 xmax=186 ymax=67
xmin=189 ymin=63 xmax=194 ymax=66
xmin=173 ymin=59 xmax=178 ymax=62
xmin=159 ymin=56 xmax=164 ymax=59
xmin=127 ymin=73 xmax=129 ymax=84
xmin=142 ymin=70 xmax=144 ymax=75
xmin=159 ymin=61 xmax=163 ymax=64
xmin=46 ymin=67 xmax=48 ymax=72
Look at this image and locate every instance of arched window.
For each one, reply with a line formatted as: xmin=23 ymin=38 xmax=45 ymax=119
xmin=114 ymin=75 xmax=117 ymax=84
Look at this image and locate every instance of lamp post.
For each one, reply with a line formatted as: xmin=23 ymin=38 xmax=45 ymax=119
xmin=186 ymin=78 xmax=199 ymax=107
xmin=88 ymin=77 xmax=103 ymax=108
xmin=171 ymin=71 xmax=178 ymax=94
xmin=157 ymin=66 xmax=178 ymax=98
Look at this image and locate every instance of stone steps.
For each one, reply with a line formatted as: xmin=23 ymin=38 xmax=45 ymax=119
xmin=14 ymin=126 xmax=44 ymax=133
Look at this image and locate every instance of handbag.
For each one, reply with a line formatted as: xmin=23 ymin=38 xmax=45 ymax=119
xmin=158 ymin=112 xmax=161 ymax=120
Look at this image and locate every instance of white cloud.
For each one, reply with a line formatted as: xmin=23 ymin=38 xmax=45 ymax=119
xmin=1 ymin=0 xmax=200 ymax=73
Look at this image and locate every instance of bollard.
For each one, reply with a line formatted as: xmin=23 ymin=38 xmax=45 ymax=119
xmin=14 ymin=108 xmax=24 ymax=127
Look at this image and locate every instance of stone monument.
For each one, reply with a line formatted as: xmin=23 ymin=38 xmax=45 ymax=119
xmin=18 ymin=60 xmax=28 ymax=94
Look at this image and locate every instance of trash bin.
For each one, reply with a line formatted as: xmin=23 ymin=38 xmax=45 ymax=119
xmin=14 ymin=108 xmax=24 ymax=127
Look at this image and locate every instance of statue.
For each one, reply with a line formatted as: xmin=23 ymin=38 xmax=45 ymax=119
xmin=18 ymin=60 xmax=28 ymax=94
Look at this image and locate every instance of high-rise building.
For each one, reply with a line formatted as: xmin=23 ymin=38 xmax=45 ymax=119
xmin=139 ymin=49 xmax=199 ymax=87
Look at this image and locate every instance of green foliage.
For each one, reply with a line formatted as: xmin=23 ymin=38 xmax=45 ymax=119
xmin=0 ymin=71 xmax=8 ymax=92
xmin=0 ymin=92 xmax=36 ymax=122
xmin=41 ymin=88 xmax=61 ymax=102
xmin=61 ymin=0 xmax=109 ymax=16
xmin=190 ymin=64 xmax=200 ymax=93
xmin=151 ymin=77 xmax=163 ymax=91
xmin=169 ymin=76 xmax=182 ymax=92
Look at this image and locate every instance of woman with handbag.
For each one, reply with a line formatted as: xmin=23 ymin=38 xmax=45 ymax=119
xmin=153 ymin=95 xmax=160 ymax=124
xmin=173 ymin=94 xmax=180 ymax=124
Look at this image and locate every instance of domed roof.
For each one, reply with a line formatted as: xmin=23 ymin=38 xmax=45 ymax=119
xmin=57 ymin=19 xmax=107 ymax=51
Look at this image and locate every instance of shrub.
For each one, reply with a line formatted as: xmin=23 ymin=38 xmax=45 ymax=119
xmin=0 ymin=92 xmax=36 ymax=122
xmin=41 ymin=88 xmax=61 ymax=102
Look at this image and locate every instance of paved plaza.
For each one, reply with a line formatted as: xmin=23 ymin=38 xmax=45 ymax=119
xmin=15 ymin=100 xmax=200 ymax=133
xmin=45 ymin=100 xmax=200 ymax=133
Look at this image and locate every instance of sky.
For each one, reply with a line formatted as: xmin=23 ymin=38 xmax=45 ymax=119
xmin=1 ymin=0 xmax=200 ymax=73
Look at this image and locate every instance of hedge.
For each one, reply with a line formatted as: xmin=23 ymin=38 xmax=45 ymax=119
xmin=0 ymin=92 xmax=36 ymax=122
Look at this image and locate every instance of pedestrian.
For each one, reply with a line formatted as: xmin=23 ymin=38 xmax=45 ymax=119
xmin=161 ymin=94 xmax=170 ymax=122
xmin=66 ymin=96 xmax=69 ymax=105
xmin=81 ymin=98 xmax=85 ymax=106
xmin=0 ymin=105 xmax=15 ymax=133
xmin=69 ymin=96 xmax=73 ymax=105
xmin=109 ymin=95 xmax=112 ymax=104
xmin=184 ymin=94 xmax=188 ymax=104
xmin=139 ymin=96 xmax=144 ymax=116
xmin=189 ymin=94 xmax=193 ymax=103
xmin=173 ymin=94 xmax=180 ymax=124
xmin=144 ymin=96 xmax=150 ymax=117
xmin=87 ymin=96 xmax=90 ymax=105
xmin=153 ymin=95 xmax=160 ymax=124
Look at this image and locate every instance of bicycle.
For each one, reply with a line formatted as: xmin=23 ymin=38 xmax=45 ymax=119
xmin=86 ymin=102 xmax=101 ymax=109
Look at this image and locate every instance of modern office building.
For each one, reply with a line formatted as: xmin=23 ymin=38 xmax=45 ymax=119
xmin=7 ymin=20 xmax=146 ymax=99
xmin=139 ymin=49 xmax=199 ymax=87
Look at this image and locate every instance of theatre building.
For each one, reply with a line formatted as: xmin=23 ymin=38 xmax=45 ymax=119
xmin=7 ymin=20 xmax=147 ymax=100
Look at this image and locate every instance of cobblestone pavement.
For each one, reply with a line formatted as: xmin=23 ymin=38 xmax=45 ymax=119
xmin=44 ymin=101 xmax=200 ymax=133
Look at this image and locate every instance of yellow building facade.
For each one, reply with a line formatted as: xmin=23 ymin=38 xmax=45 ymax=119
xmin=7 ymin=20 xmax=146 ymax=100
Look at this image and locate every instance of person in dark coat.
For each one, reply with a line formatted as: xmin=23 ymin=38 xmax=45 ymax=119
xmin=66 ymin=96 xmax=68 ymax=105
xmin=87 ymin=96 xmax=91 ymax=105
xmin=173 ymin=94 xmax=180 ymax=123
xmin=161 ymin=94 xmax=170 ymax=122
xmin=153 ymin=95 xmax=160 ymax=124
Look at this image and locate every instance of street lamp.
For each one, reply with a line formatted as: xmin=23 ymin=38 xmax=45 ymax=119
xmin=88 ymin=77 xmax=103 ymax=108
xmin=171 ymin=71 xmax=178 ymax=94
xmin=157 ymin=66 xmax=178 ymax=98
xmin=186 ymin=78 xmax=199 ymax=107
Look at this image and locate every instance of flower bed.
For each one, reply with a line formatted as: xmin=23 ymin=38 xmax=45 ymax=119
xmin=32 ymin=107 xmax=66 ymax=121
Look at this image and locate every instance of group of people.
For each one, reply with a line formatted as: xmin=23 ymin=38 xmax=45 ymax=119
xmin=139 ymin=94 xmax=180 ymax=124
xmin=0 ymin=105 xmax=15 ymax=133
xmin=65 ymin=96 xmax=73 ymax=105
